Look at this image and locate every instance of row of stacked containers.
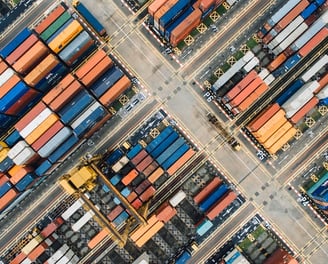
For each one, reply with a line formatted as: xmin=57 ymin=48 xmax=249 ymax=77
xmin=210 ymin=0 xmax=328 ymax=155
xmin=0 ymin=2 xmax=134 ymax=214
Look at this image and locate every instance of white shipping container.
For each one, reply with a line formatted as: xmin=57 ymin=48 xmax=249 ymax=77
xmin=226 ymin=0 xmax=237 ymax=6
xmin=46 ymin=244 xmax=69 ymax=264
xmin=70 ymin=101 xmax=101 ymax=129
xmin=7 ymin=140 xmax=28 ymax=159
xmin=45 ymin=238 xmax=53 ymax=246
xmin=61 ymin=198 xmax=84 ymax=220
xmin=72 ymin=210 xmax=95 ymax=232
xmin=317 ymin=84 xmax=328 ymax=99
xmin=69 ymin=255 xmax=80 ymax=264
xmin=259 ymin=68 xmax=269 ymax=80
xmin=268 ymin=16 xmax=304 ymax=49
xmin=57 ymin=249 xmax=74 ymax=264
xmin=0 ymin=68 xmax=14 ymax=86
xmin=243 ymin=57 xmax=259 ymax=72
xmin=19 ymin=108 xmax=52 ymax=138
xmin=301 ymin=55 xmax=328 ymax=82
xmin=242 ymin=51 xmax=255 ymax=63
xmin=268 ymin=0 xmax=301 ymax=26
xmin=20 ymin=258 xmax=32 ymax=264
xmin=38 ymin=127 xmax=72 ymax=158
xmin=13 ymin=147 xmax=37 ymax=165
xmin=169 ymin=190 xmax=187 ymax=207
xmin=112 ymin=156 xmax=129 ymax=173
xmin=264 ymin=74 xmax=275 ymax=85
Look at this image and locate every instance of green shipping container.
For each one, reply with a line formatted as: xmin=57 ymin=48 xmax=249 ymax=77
xmin=40 ymin=11 xmax=71 ymax=41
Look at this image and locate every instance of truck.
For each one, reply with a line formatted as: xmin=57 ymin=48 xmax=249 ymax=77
xmin=207 ymin=113 xmax=241 ymax=151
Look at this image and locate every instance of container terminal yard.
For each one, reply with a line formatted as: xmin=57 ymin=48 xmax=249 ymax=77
xmin=0 ymin=0 xmax=327 ymax=263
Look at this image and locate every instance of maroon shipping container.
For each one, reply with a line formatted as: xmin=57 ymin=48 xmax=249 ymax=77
xmin=131 ymin=149 xmax=148 ymax=166
xmin=15 ymin=101 xmax=47 ymax=131
xmin=136 ymin=155 xmax=153 ymax=172
xmin=156 ymin=203 xmax=177 ymax=223
xmin=131 ymin=198 xmax=142 ymax=209
xmin=6 ymin=34 xmax=39 ymax=65
xmin=143 ymin=161 xmax=158 ymax=177
xmin=206 ymin=191 xmax=237 ymax=220
xmin=31 ymin=120 xmax=64 ymax=151
xmin=5 ymin=89 xmax=40 ymax=116
xmin=135 ymin=179 xmax=151 ymax=195
xmin=127 ymin=191 xmax=137 ymax=203
xmin=107 ymin=205 xmax=124 ymax=221
xmin=139 ymin=186 xmax=156 ymax=202
xmin=193 ymin=177 xmax=222 ymax=204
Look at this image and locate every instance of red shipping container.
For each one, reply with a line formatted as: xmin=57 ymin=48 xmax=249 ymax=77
xmin=143 ymin=161 xmax=158 ymax=177
xmin=193 ymin=177 xmax=222 ymax=204
xmin=5 ymin=89 xmax=40 ymax=116
xmin=247 ymin=103 xmax=280 ymax=132
xmin=75 ymin=49 xmax=107 ymax=79
xmin=15 ymin=102 xmax=47 ymax=131
xmin=135 ymin=179 xmax=151 ymax=195
xmin=139 ymin=186 xmax=156 ymax=202
xmin=40 ymin=222 xmax=58 ymax=238
xmin=0 ymin=61 xmax=7 ymax=74
xmin=27 ymin=242 xmax=47 ymax=261
xmin=299 ymin=27 xmax=328 ymax=57
xmin=199 ymin=0 xmax=216 ymax=13
xmin=229 ymin=78 xmax=263 ymax=107
xmin=31 ymin=120 xmax=64 ymax=151
xmin=131 ymin=149 xmax=148 ymax=166
xmin=131 ymin=198 xmax=143 ymax=209
xmin=9 ymin=252 xmax=26 ymax=264
xmin=127 ymin=191 xmax=138 ymax=203
xmin=136 ymin=155 xmax=153 ymax=172
xmin=156 ymin=203 xmax=177 ymax=223
xmin=34 ymin=4 xmax=66 ymax=34
xmin=290 ymin=97 xmax=319 ymax=124
xmin=107 ymin=205 xmax=124 ymax=221
xmin=206 ymin=191 xmax=237 ymax=220
xmin=0 ymin=74 xmax=21 ymax=99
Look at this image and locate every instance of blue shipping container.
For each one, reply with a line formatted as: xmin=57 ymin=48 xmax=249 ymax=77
xmin=0 ymin=113 xmax=17 ymax=129
xmin=151 ymin=131 xmax=179 ymax=158
xmin=35 ymin=63 xmax=68 ymax=92
xmin=110 ymin=174 xmax=122 ymax=185
xmin=319 ymin=98 xmax=328 ymax=105
xmin=0 ymin=82 xmax=29 ymax=112
xmin=275 ymin=79 xmax=304 ymax=105
xmin=126 ymin=144 xmax=142 ymax=160
xmin=199 ymin=184 xmax=229 ymax=212
xmin=91 ymin=67 xmax=124 ymax=98
xmin=300 ymin=3 xmax=317 ymax=20
xmin=46 ymin=18 xmax=74 ymax=44
xmin=75 ymin=2 xmax=106 ymax=36
xmin=156 ymin=137 xmax=185 ymax=165
xmin=284 ymin=53 xmax=302 ymax=71
xmin=159 ymin=0 xmax=190 ymax=31
xmin=0 ymin=28 xmax=31 ymax=58
xmin=73 ymin=105 xmax=106 ymax=137
xmin=201 ymin=5 xmax=215 ymax=19
xmin=121 ymin=187 xmax=131 ymax=197
xmin=176 ymin=251 xmax=191 ymax=264
xmin=164 ymin=7 xmax=193 ymax=41
xmin=162 ymin=143 xmax=189 ymax=170
xmin=15 ymin=173 xmax=35 ymax=192
xmin=48 ymin=134 xmax=79 ymax=164
xmin=60 ymin=90 xmax=94 ymax=124
xmin=315 ymin=0 xmax=325 ymax=6
xmin=35 ymin=160 xmax=53 ymax=177
xmin=0 ymin=182 xmax=12 ymax=198
xmin=113 ymin=210 xmax=129 ymax=226
xmin=196 ymin=219 xmax=213 ymax=236
xmin=146 ymin=126 xmax=174 ymax=153
xmin=106 ymin=149 xmax=123 ymax=166
xmin=4 ymin=129 xmax=22 ymax=147
xmin=0 ymin=157 xmax=14 ymax=172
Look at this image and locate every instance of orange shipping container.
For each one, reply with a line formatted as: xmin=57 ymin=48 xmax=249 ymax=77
xmin=135 ymin=221 xmax=164 ymax=247
xmin=34 ymin=4 xmax=66 ymax=34
xmin=267 ymin=127 xmax=297 ymax=154
xmin=253 ymin=110 xmax=286 ymax=139
xmin=262 ymin=121 xmax=292 ymax=148
xmin=170 ymin=8 xmax=202 ymax=47
xmin=223 ymin=70 xmax=258 ymax=103
xmin=0 ymin=188 xmax=18 ymax=211
xmin=131 ymin=198 xmax=143 ymax=210
xmin=156 ymin=203 xmax=177 ymax=223
xmin=0 ymin=173 xmax=9 ymax=185
xmin=42 ymin=74 xmax=75 ymax=105
xmin=148 ymin=0 xmax=168 ymax=17
xmin=107 ymin=205 xmax=124 ymax=221
xmin=28 ymin=242 xmax=47 ymax=261
xmin=24 ymin=54 xmax=59 ymax=86
xmin=88 ymin=228 xmax=110 ymax=249
xmin=0 ymin=61 xmax=7 ymax=74
xmin=6 ymin=34 xmax=39 ymax=65
xmin=81 ymin=56 xmax=113 ymax=87
xmin=256 ymin=117 xmax=287 ymax=145
xmin=247 ymin=103 xmax=280 ymax=132
xmin=299 ymin=27 xmax=328 ymax=57
xmin=13 ymin=41 xmax=49 ymax=75
xmin=236 ymin=93 xmax=258 ymax=113
xmin=267 ymin=53 xmax=287 ymax=72
xmin=167 ymin=148 xmax=195 ymax=176
xmin=127 ymin=191 xmax=138 ymax=203
xmin=0 ymin=74 xmax=20 ymax=99
xmin=130 ymin=215 xmax=158 ymax=242
xmin=49 ymin=80 xmax=83 ymax=111
xmin=9 ymin=252 xmax=26 ymax=264
xmin=122 ymin=169 xmax=138 ymax=186
xmin=148 ymin=167 xmax=164 ymax=183
xmin=99 ymin=75 xmax=131 ymax=107
xmin=25 ymin=114 xmax=59 ymax=144
xmin=75 ymin=49 xmax=107 ymax=79
xmin=9 ymin=166 xmax=34 ymax=184
xmin=229 ymin=78 xmax=263 ymax=107
xmin=139 ymin=186 xmax=156 ymax=202
xmin=154 ymin=0 xmax=178 ymax=24
xmin=194 ymin=177 xmax=222 ymax=204
xmin=15 ymin=102 xmax=47 ymax=131
xmin=316 ymin=73 xmax=328 ymax=93
xmin=290 ymin=97 xmax=318 ymax=124
xmin=206 ymin=191 xmax=237 ymax=220
xmin=199 ymin=0 xmax=216 ymax=12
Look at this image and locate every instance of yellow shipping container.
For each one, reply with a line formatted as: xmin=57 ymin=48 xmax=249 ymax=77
xmin=262 ymin=121 xmax=293 ymax=149
xmin=267 ymin=127 xmax=297 ymax=155
xmin=135 ymin=221 xmax=164 ymax=247
xmin=252 ymin=109 xmax=285 ymax=138
xmin=0 ymin=148 xmax=9 ymax=163
xmin=69 ymin=166 xmax=97 ymax=189
xmin=25 ymin=114 xmax=59 ymax=144
xmin=21 ymin=234 xmax=43 ymax=255
xmin=256 ymin=116 xmax=287 ymax=144
xmin=0 ymin=141 xmax=8 ymax=149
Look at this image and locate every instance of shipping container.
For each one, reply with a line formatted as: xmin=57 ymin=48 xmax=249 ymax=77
xmin=10 ymin=252 xmax=27 ymax=264
xmin=143 ymin=161 xmax=158 ymax=177
xmin=267 ymin=127 xmax=297 ymax=154
xmin=131 ymin=149 xmax=148 ymax=166
xmin=7 ymin=140 xmax=28 ymax=159
xmin=149 ymin=0 xmax=168 ymax=17
xmin=35 ymin=160 xmax=53 ymax=177
xmin=15 ymin=173 xmax=36 ymax=191
xmin=80 ymin=56 xmax=113 ymax=87
xmin=112 ymin=156 xmax=129 ymax=173
xmin=0 ymin=68 xmax=15 ymax=89
xmin=0 ymin=188 xmax=18 ymax=211
xmin=21 ymin=235 xmax=43 ymax=255
xmin=75 ymin=49 xmax=107 ymax=79
xmin=106 ymin=148 xmax=123 ymax=166
xmin=298 ymin=27 xmax=328 ymax=57
xmin=262 ymin=121 xmax=293 ymax=148
xmin=136 ymin=155 xmax=153 ymax=172
xmin=175 ymin=250 xmax=192 ymax=264
xmin=127 ymin=191 xmax=137 ymax=203
xmin=107 ymin=205 xmax=124 ymax=221
xmin=91 ymin=67 xmax=124 ymax=98
xmin=48 ymin=134 xmax=79 ymax=164
xmin=135 ymin=179 xmax=151 ymax=195
xmin=199 ymin=184 xmax=228 ymax=212
xmin=12 ymin=146 xmax=38 ymax=166
xmin=154 ymin=0 xmax=179 ymax=29
xmin=146 ymin=126 xmax=174 ymax=153
xmin=252 ymin=109 xmax=286 ymax=138
xmin=121 ymin=186 xmax=131 ymax=197
xmin=301 ymin=55 xmax=328 ymax=82
xmin=0 ymin=181 xmax=11 ymax=198
xmin=3 ymin=130 xmax=22 ymax=149
xmin=40 ymin=12 xmax=72 ymax=41
xmin=113 ymin=210 xmax=129 ymax=226
xmin=131 ymin=197 xmax=143 ymax=209
xmin=169 ymin=190 xmax=186 ymax=207
xmin=13 ymin=41 xmax=49 ymax=75
xmin=48 ymin=20 xmax=83 ymax=54
xmin=193 ymin=177 xmax=222 ymax=204
xmin=6 ymin=34 xmax=39 ymax=65
xmin=0 ymin=156 xmax=14 ymax=172
xmin=162 ymin=143 xmax=190 ymax=171
xmin=243 ymin=56 xmax=259 ymax=73
xmin=99 ymin=75 xmax=131 ymax=106
xmin=56 ymin=249 xmax=74 ymax=264
xmin=156 ymin=203 xmax=177 ymax=223
xmin=87 ymin=228 xmax=109 ymax=249
xmin=276 ymin=79 xmax=304 ymax=105
xmin=148 ymin=167 xmax=164 ymax=183
xmin=126 ymin=144 xmax=142 ymax=160
xmin=72 ymin=210 xmax=95 ymax=232
xmin=46 ymin=244 xmax=69 ymax=264
xmin=139 ymin=186 xmax=156 ymax=202
xmin=110 ymin=174 xmax=122 ymax=185
xmin=0 ymin=28 xmax=32 ymax=58
xmin=74 ymin=1 xmax=106 ymax=36
xmin=122 ymin=169 xmax=138 ymax=185
xmin=167 ymin=148 xmax=195 ymax=176
xmin=156 ymin=137 xmax=185 ymax=165
xmin=196 ymin=219 xmax=213 ymax=236
xmin=34 ymin=4 xmax=66 ymax=34
xmin=0 ymin=81 xmax=29 ymax=112
xmin=135 ymin=221 xmax=164 ymax=247
xmin=170 ymin=8 xmax=202 ymax=47
xmin=150 ymin=130 xmax=179 ymax=158
xmin=268 ymin=53 xmax=287 ymax=72
xmin=300 ymin=2 xmax=318 ymax=20
xmin=40 ymin=218 xmax=63 ymax=238
xmin=9 ymin=166 xmax=33 ymax=184
xmin=130 ymin=215 xmax=158 ymax=241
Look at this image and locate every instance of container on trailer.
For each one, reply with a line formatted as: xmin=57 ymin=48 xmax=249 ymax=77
xmin=298 ymin=27 xmax=328 ymax=57
xmin=301 ymin=55 xmax=328 ymax=82
xmin=135 ymin=221 xmax=164 ymax=247
xmin=194 ymin=177 xmax=222 ymax=204
xmin=75 ymin=49 xmax=107 ymax=79
xmin=148 ymin=167 xmax=164 ymax=183
xmin=0 ymin=28 xmax=32 ymax=58
xmin=276 ymin=79 xmax=304 ymax=105
xmin=169 ymin=190 xmax=186 ymax=207
xmin=87 ymin=228 xmax=109 ymax=249
xmin=156 ymin=203 xmax=177 ymax=223
xmin=122 ymin=169 xmax=138 ymax=185
xmin=139 ymin=185 xmax=156 ymax=202
xmin=48 ymin=134 xmax=79 ymax=163
xmin=167 ymin=148 xmax=195 ymax=176
xmin=34 ymin=4 xmax=66 ymax=34
xmin=262 ymin=121 xmax=292 ymax=148
xmin=110 ymin=174 xmax=122 ymax=185
xmin=267 ymin=127 xmax=297 ymax=154
xmin=196 ymin=219 xmax=213 ymax=236
xmin=143 ymin=161 xmax=158 ymax=177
